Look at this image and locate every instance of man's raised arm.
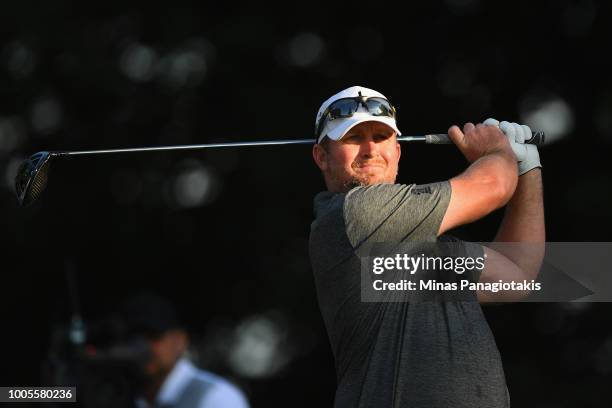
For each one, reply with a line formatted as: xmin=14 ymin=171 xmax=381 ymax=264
xmin=479 ymin=120 xmax=545 ymax=302
xmin=438 ymin=122 xmax=518 ymax=235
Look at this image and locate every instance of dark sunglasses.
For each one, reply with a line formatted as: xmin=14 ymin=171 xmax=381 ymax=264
xmin=315 ymin=95 xmax=396 ymax=141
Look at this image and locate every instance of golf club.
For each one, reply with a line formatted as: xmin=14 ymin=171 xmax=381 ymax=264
xmin=14 ymin=131 xmax=545 ymax=207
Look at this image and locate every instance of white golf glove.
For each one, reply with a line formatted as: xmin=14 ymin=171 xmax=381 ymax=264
xmin=483 ymin=118 xmax=541 ymax=175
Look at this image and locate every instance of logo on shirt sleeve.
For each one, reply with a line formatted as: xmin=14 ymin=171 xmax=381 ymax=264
xmin=411 ymin=185 xmax=432 ymax=195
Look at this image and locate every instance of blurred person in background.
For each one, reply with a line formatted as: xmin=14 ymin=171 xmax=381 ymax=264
xmin=121 ymin=292 xmax=250 ymax=408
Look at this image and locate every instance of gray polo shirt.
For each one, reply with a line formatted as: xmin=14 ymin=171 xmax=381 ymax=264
xmin=309 ymin=182 xmax=509 ymax=408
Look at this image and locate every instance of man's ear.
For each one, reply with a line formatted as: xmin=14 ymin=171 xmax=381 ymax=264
xmin=312 ymin=144 xmax=329 ymax=171
xmin=396 ymin=137 xmax=401 ymax=160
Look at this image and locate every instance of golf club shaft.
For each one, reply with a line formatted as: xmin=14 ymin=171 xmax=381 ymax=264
xmin=55 ymin=132 xmax=544 ymax=157
xmin=58 ymin=137 xmax=423 ymax=156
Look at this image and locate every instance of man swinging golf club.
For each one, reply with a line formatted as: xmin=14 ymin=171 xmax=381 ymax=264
xmin=309 ymin=86 xmax=544 ymax=407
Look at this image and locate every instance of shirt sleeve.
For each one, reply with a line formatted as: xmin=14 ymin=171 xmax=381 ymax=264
xmin=199 ymin=381 xmax=250 ymax=408
xmin=343 ymin=181 xmax=451 ymax=249
xmin=437 ymin=234 xmax=485 ymax=284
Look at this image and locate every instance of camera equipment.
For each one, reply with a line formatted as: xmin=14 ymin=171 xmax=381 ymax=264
xmin=42 ymin=264 xmax=153 ymax=408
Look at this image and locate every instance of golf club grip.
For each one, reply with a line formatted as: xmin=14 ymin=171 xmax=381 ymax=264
xmin=426 ymin=131 xmax=545 ymax=145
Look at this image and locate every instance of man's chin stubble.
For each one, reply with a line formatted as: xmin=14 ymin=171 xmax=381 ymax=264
xmin=341 ymin=169 xmax=399 ymax=191
xmin=326 ymin=165 xmax=399 ymax=192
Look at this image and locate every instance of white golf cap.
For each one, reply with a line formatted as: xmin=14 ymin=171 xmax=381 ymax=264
xmin=315 ymin=85 xmax=401 ymax=143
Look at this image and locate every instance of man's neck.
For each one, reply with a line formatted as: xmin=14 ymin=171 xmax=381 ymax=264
xmin=142 ymin=369 xmax=171 ymax=404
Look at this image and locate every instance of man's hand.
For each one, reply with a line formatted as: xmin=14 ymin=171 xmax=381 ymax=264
xmin=447 ymin=122 xmax=514 ymax=163
xmin=482 ymin=118 xmax=542 ymax=175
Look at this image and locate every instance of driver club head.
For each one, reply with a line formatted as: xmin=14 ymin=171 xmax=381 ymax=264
xmin=15 ymin=151 xmax=54 ymax=207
